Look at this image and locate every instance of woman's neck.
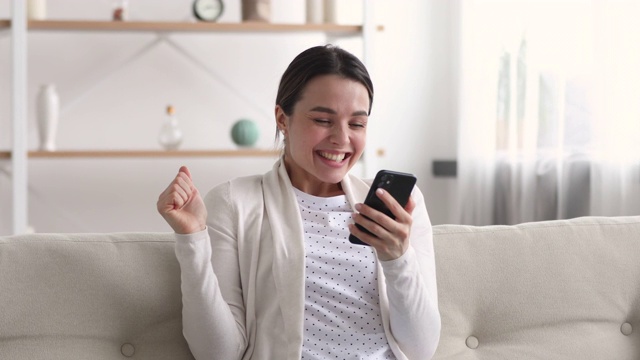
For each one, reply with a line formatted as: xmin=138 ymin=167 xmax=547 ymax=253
xmin=283 ymin=157 xmax=344 ymax=197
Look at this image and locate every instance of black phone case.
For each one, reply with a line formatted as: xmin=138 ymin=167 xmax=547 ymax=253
xmin=349 ymin=170 xmax=417 ymax=246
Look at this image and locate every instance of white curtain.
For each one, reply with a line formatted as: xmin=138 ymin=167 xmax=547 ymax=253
xmin=457 ymin=0 xmax=640 ymax=225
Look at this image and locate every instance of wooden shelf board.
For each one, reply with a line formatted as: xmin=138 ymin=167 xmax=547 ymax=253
xmin=0 ymin=150 xmax=280 ymax=159
xmin=15 ymin=19 xmax=383 ymax=33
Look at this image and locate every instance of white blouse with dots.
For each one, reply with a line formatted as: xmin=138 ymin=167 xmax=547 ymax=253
xmin=294 ymin=188 xmax=396 ymax=360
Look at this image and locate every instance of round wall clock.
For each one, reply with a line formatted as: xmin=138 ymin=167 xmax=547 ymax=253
xmin=193 ymin=0 xmax=224 ymax=22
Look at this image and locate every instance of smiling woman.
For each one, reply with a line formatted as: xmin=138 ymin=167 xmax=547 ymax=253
xmin=275 ymin=74 xmax=369 ymax=196
xmin=156 ymin=44 xmax=441 ymax=360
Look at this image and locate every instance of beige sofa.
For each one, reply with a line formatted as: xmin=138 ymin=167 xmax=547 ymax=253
xmin=1 ymin=216 xmax=638 ymax=359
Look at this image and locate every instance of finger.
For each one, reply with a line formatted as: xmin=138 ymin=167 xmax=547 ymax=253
xmin=175 ymin=173 xmax=193 ymax=193
xmin=160 ymin=171 xmax=190 ymax=196
xmin=157 ymin=190 xmax=185 ymax=214
xmin=169 ymin=190 xmax=188 ymax=210
xmin=354 ymin=196 xmax=412 ymax=243
xmin=177 ymin=171 xmax=200 ymax=196
xmin=158 ymin=177 xmax=190 ymax=211
xmin=348 ymin=222 xmax=404 ymax=260
xmin=352 ymin=211 xmax=391 ymax=240
xmin=172 ymin=182 xmax=190 ymax=208
xmin=375 ymin=188 xmax=413 ymax=223
xmin=374 ymin=188 xmax=404 ymax=217
xmin=355 ymin=202 xmax=396 ymax=232
xmin=348 ymin=223 xmax=384 ymax=247
xmin=157 ymin=168 xmax=196 ymax=219
xmin=179 ymin=165 xmax=192 ymax=179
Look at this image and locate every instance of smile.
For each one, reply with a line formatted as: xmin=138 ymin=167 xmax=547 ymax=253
xmin=318 ymin=151 xmax=348 ymax=162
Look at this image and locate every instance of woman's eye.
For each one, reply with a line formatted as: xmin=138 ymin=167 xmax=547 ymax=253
xmin=350 ymin=122 xmax=366 ymax=128
xmin=314 ymin=119 xmax=330 ymax=124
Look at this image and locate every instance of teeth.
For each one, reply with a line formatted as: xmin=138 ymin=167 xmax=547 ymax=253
xmin=320 ymin=152 xmax=345 ymax=162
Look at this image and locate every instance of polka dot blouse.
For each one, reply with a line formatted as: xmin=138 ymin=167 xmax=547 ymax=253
xmin=294 ymin=188 xmax=396 ymax=360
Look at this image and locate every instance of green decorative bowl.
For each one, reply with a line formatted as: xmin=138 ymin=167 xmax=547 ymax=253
xmin=231 ymin=119 xmax=259 ymax=147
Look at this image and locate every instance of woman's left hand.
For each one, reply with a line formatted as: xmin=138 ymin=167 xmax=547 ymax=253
xmin=348 ymin=188 xmax=416 ymax=261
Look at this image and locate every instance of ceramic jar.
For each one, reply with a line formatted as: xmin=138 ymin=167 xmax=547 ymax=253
xmin=36 ymin=84 xmax=59 ymax=152
xmin=241 ymin=0 xmax=270 ymax=22
xmin=231 ymin=119 xmax=259 ymax=147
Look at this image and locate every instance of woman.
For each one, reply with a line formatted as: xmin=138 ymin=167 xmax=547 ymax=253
xmin=157 ymin=45 xmax=441 ymax=360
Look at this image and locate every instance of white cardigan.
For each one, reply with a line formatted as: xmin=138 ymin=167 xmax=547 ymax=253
xmin=174 ymin=160 xmax=441 ymax=360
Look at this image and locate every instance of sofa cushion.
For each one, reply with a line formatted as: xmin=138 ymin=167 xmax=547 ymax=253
xmin=0 ymin=232 xmax=193 ymax=360
xmin=432 ymin=216 xmax=640 ymax=359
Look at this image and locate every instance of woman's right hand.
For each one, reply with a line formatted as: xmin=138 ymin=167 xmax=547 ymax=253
xmin=157 ymin=166 xmax=207 ymax=234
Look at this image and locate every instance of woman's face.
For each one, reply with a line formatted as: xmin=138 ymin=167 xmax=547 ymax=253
xmin=276 ymin=74 xmax=369 ymax=197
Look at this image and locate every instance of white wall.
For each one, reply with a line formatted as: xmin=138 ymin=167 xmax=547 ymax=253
xmin=0 ymin=0 xmax=459 ymax=234
xmin=372 ymin=0 xmax=459 ymax=226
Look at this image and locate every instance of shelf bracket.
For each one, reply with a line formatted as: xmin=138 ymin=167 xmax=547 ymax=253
xmin=61 ymin=35 xmax=164 ymax=114
xmin=59 ymin=31 xmax=271 ymax=123
xmin=162 ymin=36 xmax=272 ymax=121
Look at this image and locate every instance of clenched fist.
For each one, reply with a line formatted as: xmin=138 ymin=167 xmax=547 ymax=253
xmin=157 ymin=166 xmax=207 ymax=234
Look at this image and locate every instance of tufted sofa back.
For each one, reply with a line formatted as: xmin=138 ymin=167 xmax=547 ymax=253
xmin=2 ymin=216 xmax=639 ymax=359
xmin=432 ymin=216 xmax=640 ymax=359
xmin=0 ymin=232 xmax=193 ymax=360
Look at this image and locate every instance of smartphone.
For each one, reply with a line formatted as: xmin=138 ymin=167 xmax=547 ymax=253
xmin=349 ymin=170 xmax=417 ymax=246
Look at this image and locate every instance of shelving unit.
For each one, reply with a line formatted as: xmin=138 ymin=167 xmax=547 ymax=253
xmin=5 ymin=2 xmax=378 ymax=234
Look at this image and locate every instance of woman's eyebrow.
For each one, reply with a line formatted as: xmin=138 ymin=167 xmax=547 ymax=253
xmin=310 ymin=106 xmax=368 ymax=117
xmin=310 ymin=106 xmax=336 ymax=114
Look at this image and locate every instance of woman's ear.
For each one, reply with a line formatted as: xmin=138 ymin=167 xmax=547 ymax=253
xmin=275 ymin=105 xmax=288 ymax=136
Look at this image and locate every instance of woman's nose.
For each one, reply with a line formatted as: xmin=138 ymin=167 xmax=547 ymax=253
xmin=330 ymin=125 xmax=349 ymax=144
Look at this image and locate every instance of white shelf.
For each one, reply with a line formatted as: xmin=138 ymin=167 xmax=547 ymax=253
xmin=0 ymin=19 xmax=382 ymax=33
xmin=0 ymin=149 xmax=279 ymax=159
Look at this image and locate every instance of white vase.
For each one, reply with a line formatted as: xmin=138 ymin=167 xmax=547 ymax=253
xmin=36 ymin=84 xmax=59 ymax=152
xmin=323 ymin=0 xmax=338 ymax=24
xmin=27 ymin=0 xmax=47 ymax=20
xmin=306 ymin=0 xmax=324 ymax=24
xmin=158 ymin=105 xmax=183 ymax=150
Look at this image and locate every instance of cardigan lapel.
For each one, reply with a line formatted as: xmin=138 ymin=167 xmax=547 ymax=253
xmin=262 ymin=159 xmax=306 ymax=358
xmin=341 ymin=172 xmax=371 ymax=210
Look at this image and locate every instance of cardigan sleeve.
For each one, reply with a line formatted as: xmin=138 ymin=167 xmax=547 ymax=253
xmin=174 ymin=182 xmax=248 ymax=360
xmin=380 ymin=186 xmax=441 ymax=360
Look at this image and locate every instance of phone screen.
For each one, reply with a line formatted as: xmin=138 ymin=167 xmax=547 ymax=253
xmin=349 ymin=170 xmax=417 ymax=246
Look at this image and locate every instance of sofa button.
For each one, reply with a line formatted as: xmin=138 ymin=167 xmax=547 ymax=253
xmin=466 ymin=335 xmax=479 ymax=349
xmin=621 ymin=322 xmax=633 ymax=336
xmin=121 ymin=343 xmax=135 ymax=357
